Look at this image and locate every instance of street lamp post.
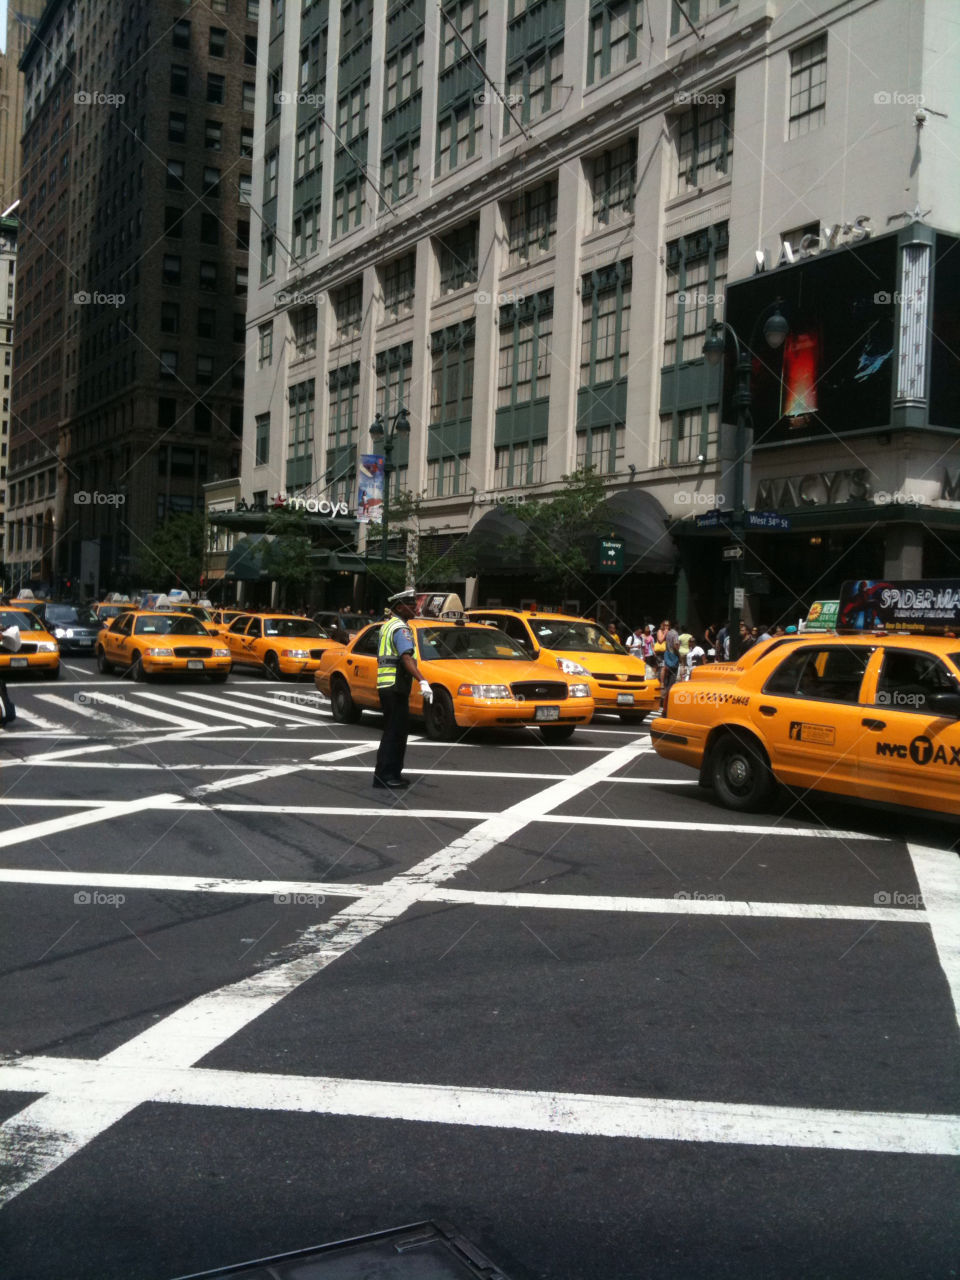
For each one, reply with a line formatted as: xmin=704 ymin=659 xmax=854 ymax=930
xmin=703 ymin=308 xmax=788 ymax=659
xmin=369 ymin=407 xmax=410 ymax=566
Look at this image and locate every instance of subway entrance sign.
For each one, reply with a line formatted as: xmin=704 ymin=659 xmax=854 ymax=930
xmin=597 ymin=538 xmax=624 ymax=572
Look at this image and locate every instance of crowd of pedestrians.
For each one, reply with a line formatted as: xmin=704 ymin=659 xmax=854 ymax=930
xmin=622 ymin=616 xmax=803 ymax=694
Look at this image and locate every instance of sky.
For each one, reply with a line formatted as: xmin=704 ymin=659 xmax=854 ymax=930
xmin=0 ymin=2 xmax=7 ymax=55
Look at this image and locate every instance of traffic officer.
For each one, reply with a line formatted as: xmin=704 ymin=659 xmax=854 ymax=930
xmin=374 ymin=588 xmax=433 ymax=789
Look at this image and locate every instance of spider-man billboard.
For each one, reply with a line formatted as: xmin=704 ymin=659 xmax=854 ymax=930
xmin=723 ymin=232 xmax=899 ymax=446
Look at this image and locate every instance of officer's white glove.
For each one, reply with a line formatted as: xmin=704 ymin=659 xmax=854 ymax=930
xmin=419 ymin=680 xmax=433 ymax=704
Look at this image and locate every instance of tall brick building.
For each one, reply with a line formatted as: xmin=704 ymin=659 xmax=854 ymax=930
xmin=8 ymin=0 xmax=256 ymax=594
xmin=0 ymin=0 xmax=45 ymax=210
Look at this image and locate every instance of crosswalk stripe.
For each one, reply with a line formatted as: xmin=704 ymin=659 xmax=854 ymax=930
xmin=75 ymin=690 xmax=205 ymax=730
xmin=216 ymin=689 xmax=325 ymax=725
xmin=7 ymin=705 xmax=63 ymax=732
xmin=37 ymin=694 xmax=138 ymax=730
xmin=158 ymin=691 xmax=276 ymax=728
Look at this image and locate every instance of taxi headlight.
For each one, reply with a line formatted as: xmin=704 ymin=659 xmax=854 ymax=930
xmin=146 ymin=647 xmax=174 ymax=657
xmin=36 ymin=641 xmax=58 ymax=652
xmin=568 ymin=683 xmax=591 ymax=698
xmin=54 ymin=627 xmax=66 ymax=638
xmin=213 ymin=648 xmax=230 ymax=657
xmin=556 ymin=657 xmax=589 ymax=677
xmin=457 ymin=683 xmax=512 ymax=699
xmin=281 ymin=648 xmax=309 ymax=659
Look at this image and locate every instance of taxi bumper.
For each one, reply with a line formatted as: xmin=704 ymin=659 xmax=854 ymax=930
xmin=452 ymin=696 xmax=595 ymax=728
xmin=141 ymin=654 xmax=232 ymax=676
xmin=589 ymin=681 xmax=660 ymax=713
xmin=649 ymin=715 xmax=710 ymax=770
xmin=0 ymin=649 xmax=60 ymax=673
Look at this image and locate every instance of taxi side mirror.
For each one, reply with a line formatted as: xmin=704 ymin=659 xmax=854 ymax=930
xmin=927 ymin=691 xmax=960 ymax=719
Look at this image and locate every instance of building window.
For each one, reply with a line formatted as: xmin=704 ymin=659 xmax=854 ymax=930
xmin=243 ymin=82 xmax=257 ymax=112
xmin=204 ymin=119 xmax=223 ymax=150
xmin=166 ymin=159 xmax=185 ymax=190
xmin=505 ymin=43 xmax=564 ymax=134
xmin=164 ymin=206 xmax=184 ymax=237
xmin=670 ymin=0 xmax=733 ymax=35
xmin=437 ymin=98 xmax=482 ymax=176
xmin=498 ymin=293 xmax=553 ymax=408
xmin=160 ymin=350 xmax=178 ymax=377
xmin=375 ymin=343 xmax=412 ymax=420
xmin=170 ymin=64 xmax=189 ymax=96
xmin=658 ymin=406 xmax=719 ymax=466
xmin=674 ymin=87 xmax=734 ymax=195
xmin=196 ymin=355 xmax=214 ymax=385
xmin=426 ymin=454 xmax=471 ymax=499
xmin=202 ymin=167 xmax=221 ymax=197
xmin=506 ymin=179 xmax=557 ymax=266
xmin=588 ymin=0 xmax=642 ymax=84
xmin=198 ymin=308 xmax=216 ymax=339
xmin=255 ymin=413 xmax=270 ymax=466
xmin=239 ymin=175 xmax=252 ymax=204
xmin=288 ymin=379 xmax=315 ymax=458
xmin=495 ymin=439 xmax=545 ymax=488
xmin=265 ymin=150 xmax=279 ymax=200
xmin=437 ymin=220 xmax=479 ymax=293
xmin=384 ymin=34 xmax=424 ymax=111
xmin=332 ymin=175 xmax=365 ymax=238
xmin=200 ymin=262 xmax=218 ymax=291
xmin=382 ymin=252 xmax=416 ymax=319
xmin=295 ymin=125 xmax=319 ymax=178
xmin=789 ymin=35 xmax=827 ymax=138
xmin=382 ymin=138 xmax=420 ymax=203
xmin=236 ymin=268 xmax=248 ymax=295
xmin=162 ymin=254 xmax=182 ymax=284
xmin=440 ymin=0 xmax=486 ymax=71
xmin=168 ymin=112 xmax=187 ymax=143
xmin=260 ymin=231 xmax=276 ymax=280
xmin=161 ymin=301 xmax=180 ymax=334
xmin=429 ymin=321 xmax=475 ymax=495
xmin=662 ymin=222 xmax=727 ymax=367
xmin=207 ymin=73 xmax=226 ymax=104
xmin=337 ymin=78 xmax=370 ymax=144
xmin=209 ymin=27 xmax=227 ymax=57
xmin=332 ymin=278 xmax=363 ymax=340
xmin=327 ymin=365 xmax=360 ymax=451
xmin=590 ymin=136 xmax=637 ymax=227
xmin=578 ymin=261 xmax=631 ymax=475
xmin=241 ymin=126 xmax=254 ymax=158
xmin=258 ymin=321 xmax=273 ymax=367
xmin=576 ymin=423 xmax=624 ymax=473
xmin=291 ymin=308 xmax=317 ymax=358
xmin=172 ymin=19 xmax=191 ymax=48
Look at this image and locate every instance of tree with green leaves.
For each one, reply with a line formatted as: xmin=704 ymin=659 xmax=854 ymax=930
xmin=506 ymin=466 xmax=609 ymax=598
xmin=264 ymin=505 xmax=313 ymax=609
xmin=363 ymin=488 xmax=469 ymax=606
xmin=138 ymin=512 xmax=207 ymax=594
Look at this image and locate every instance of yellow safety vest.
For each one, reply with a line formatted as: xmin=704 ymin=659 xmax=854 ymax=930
xmin=377 ymin=615 xmax=407 ymax=690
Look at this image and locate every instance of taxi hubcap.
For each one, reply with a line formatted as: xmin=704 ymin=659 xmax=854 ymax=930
xmin=727 ymin=756 xmax=750 ymax=787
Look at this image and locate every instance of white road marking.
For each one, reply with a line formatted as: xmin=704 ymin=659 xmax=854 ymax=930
xmin=0 ymin=793 xmax=183 ymax=849
xmin=213 ymin=690 xmax=324 ymax=725
xmin=0 ymin=741 xmax=647 ymax=1204
xmin=7 ymin=705 xmax=63 ymax=733
xmin=0 ymin=1056 xmax=956 ymax=1158
xmin=36 ymin=694 xmax=140 ymax=731
xmin=63 ymin=690 xmax=206 ymax=731
xmin=0 ymin=867 xmax=927 ymax=926
xmin=907 ymin=843 xmax=960 ymax=1032
xmin=139 ymin=691 xmax=275 ymax=729
xmin=190 ymin=740 xmax=378 ymax=797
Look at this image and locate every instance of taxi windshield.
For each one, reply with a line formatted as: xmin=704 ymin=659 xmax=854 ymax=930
xmin=264 ymin=618 xmax=327 ymax=638
xmin=1 ymin=610 xmax=38 ymax=629
xmin=176 ymin=606 xmax=214 ymax=621
xmin=417 ymin=626 xmax=529 ymax=661
xmin=532 ymin=620 xmax=626 ymax=654
xmin=134 ymin=615 xmax=208 ymax=637
xmin=45 ymin=605 xmax=98 ymax=627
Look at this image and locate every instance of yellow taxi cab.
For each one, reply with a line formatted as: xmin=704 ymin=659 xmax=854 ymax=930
xmin=465 ymin=607 xmax=658 ymax=723
xmin=209 ymin=608 xmax=250 ymax=633
xmin=93 ymin=601 xmax=127 ymax=625
xmin=0 ymin=606 xmax=60 ymax=678
xmin=315 ymin=617 xmax=595 ymax=743
xmin=652 ymin=631 xmax=960 ymax=820
xmin=223 ymin=612 xmax=340 ymax=679
xmin=96 ymin=610 xmax=232 ymax=681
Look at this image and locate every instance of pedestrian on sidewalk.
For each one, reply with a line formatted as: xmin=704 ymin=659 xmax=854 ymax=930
xmin=374 ymin=588 xmax=433 ymax=790
xmin=660 ymin=619 xmax=681 ymax=696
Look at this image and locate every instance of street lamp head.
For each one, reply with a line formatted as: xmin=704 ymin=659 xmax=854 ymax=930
xmin=702 ymin=326 xmax=726 ymax=367
xmin=369 ymin=414 xmax=385 ymax=442
xmin=394 ymin=407 xmax=411 ymax=435
xmin=763 ymin=309 xmax=789 ymax=350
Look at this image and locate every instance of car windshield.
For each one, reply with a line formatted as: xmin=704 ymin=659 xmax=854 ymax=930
xmin=532 ymin=620 xmax=626 ymax=654
xmin=45 ymin=605 xmax=98 ymax=627
xmin=174 ymin=606 xmax=213 ymax=621
xmin=134 ymin=615 xmax=208 ymax=636
xmin=1 ymin=610 xmax=38 ymax=629
xmin=264 ymin=618 xmax=327 ymax=638
xmin=98 ymin=606 xmax=122 ymax=618
xmin=417 ymin=626 xmax=529 ymax=661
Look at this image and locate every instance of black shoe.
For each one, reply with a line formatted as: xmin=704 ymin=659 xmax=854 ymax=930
xmin=372 ymin=776 xmax=409 ymax=790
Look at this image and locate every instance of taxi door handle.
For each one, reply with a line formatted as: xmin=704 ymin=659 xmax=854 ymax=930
xmin=862 ymin=718 xmax=886 ymax=731
xmin=758 ymin=705 xmax=778 ymax=717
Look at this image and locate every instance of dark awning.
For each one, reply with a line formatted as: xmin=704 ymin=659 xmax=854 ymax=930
xmin=309 ymin=549 xmax=379 ymax=573
xmin=226 ymin=534 xmax=271 ymax=581
xmin=596 ymin=489 xmax=678 ymax=574
xmin=458 ymin=506 xmax=531 ymax=575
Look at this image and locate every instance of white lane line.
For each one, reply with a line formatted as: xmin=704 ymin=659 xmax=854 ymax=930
xmin=36 ymin=694 xmax=139 ymax=732
xmin=0 ymin=800 xmax=109 ymax=808
xmin=907 ymin=844 xmax=960 ymax=1032
xmin=0 ymin=867 xmax=928 ymax=926
xmin=0 ymin=793 xmax=183 ymax=849
xmin=424 ymin=888 xmax=925 ymax=924
xmin=190 ymin=740 xmax=379 ymax=797
xmin=212 ymin=691 xmax=324 ymax=726
xmin=0 ymin=741 xmax=646 ymax=1204
xmin=0 ymin=723 xmax=241 ymax=765
xmin=7 ymin=705 xmax=64 ymax=733
xmin=0 ymin=1057 xmax=956 ymax=1158
xmin=141 ymin=691 xmax=276 ymax=729
xmin=61 ymin=662 xmax=94 ymax=675
xmin=67 ymin=690 xmax=206 ymax=731
xmin=225 ymin=689 xmax=330 ymax=719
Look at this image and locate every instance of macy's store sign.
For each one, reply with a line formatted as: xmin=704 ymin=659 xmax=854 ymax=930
xmin=755 ymin=468 xmax=872 ymax=508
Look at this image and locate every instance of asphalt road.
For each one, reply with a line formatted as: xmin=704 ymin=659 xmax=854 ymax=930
xmin=0 ymin=657 xmax=957 ymax=1280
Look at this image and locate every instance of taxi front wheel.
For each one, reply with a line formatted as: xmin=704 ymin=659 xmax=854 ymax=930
xmin=710 ymin=733 xmax=775 ymax=812
xmin=330 ymin=675 xmax=362 ymax=724
xmin=423 ymin=687 xmax=458 ymax=741
xmin=96 ymin=648 xmax=114 ymax=675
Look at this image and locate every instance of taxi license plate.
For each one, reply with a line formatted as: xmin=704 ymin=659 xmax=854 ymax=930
xmin=535 ymin=705 xmax=560 ymax=721
xmin=10 ymin=657 xmax=27 ymax=668
xmin=187 ymin=660 xmax=204 ymax=670
xmin=617 ymin=692 xmax=635 ymax=705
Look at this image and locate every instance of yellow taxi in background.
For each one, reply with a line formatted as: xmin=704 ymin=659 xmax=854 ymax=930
xmin=466 ymin=608 xmax=658 ymax=723
xmin=315 ymin=618 xmax=594 ymax=742
xmin=93 ymin=601 xmax=127 ymax=625
xmin=224 ymin=612 xmax=340 ymax=679
xmin=0 ymin=607 xmax=60 ymax=678
xmin=652 ymin=632 xmax=960 ymax=820
xmin=209 ymin=608 xmax=250 ymax=632
xmin=96 ymin=610 xmax=232 ymax=681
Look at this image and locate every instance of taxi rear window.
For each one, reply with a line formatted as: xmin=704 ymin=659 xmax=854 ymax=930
xmin=763 ymin=645 xmax=870 ymax=703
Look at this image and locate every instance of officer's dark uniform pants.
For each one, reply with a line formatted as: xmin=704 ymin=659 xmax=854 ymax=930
xmin=0 ymin=680 xmax=13 ymax=726
xmin=376 ymin=684 xmax=410 ymax=781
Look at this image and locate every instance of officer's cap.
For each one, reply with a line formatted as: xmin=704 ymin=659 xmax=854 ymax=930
xmin=387 ymin=588 xmax=417 ymax=607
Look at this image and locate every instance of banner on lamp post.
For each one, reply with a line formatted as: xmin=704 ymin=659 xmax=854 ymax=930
xmin=357 ymin=455 xmax=385 ymax=524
